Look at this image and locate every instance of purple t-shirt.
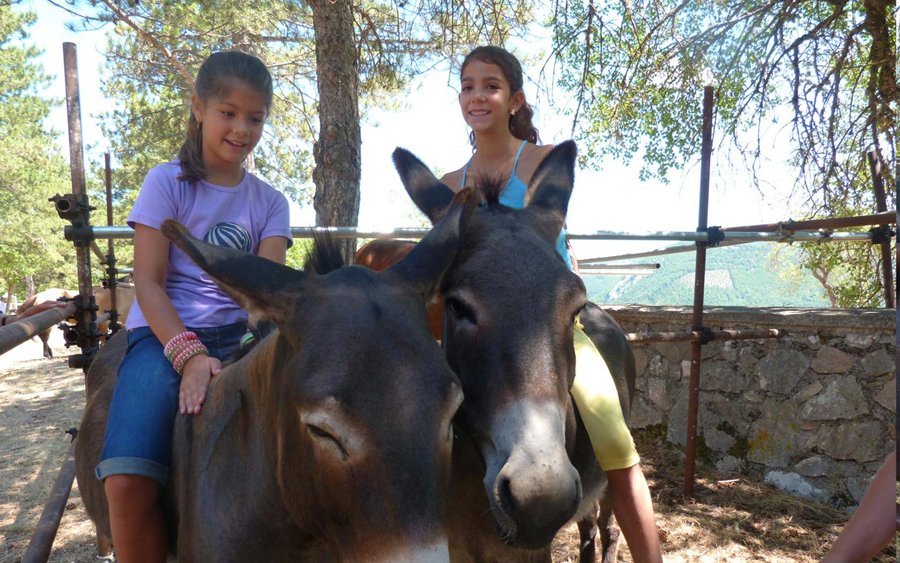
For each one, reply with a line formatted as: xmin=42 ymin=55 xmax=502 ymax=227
xmin=126 ymin=161 xmax=292 ymax=329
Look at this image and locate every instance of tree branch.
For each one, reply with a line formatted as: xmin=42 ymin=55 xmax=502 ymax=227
xmin=98 ymin=0 xmax=194 ymax=90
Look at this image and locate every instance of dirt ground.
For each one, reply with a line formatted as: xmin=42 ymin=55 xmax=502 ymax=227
xmin=0 ymin=330 xmax=895 ymax=562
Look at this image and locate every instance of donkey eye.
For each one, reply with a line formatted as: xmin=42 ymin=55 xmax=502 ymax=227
xmin=445 ymin=297 xmax=477 ymax=325
xmin=307 ymin=424 xmax=348 ymax=459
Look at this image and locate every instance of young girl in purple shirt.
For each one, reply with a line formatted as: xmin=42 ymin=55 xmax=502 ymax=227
xmin=96 ymin=51 xmax=291 ymax=562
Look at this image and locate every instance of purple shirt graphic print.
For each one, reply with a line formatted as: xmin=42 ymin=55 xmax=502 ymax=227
xmin=125 ymin=161 xmax=292 ymax=329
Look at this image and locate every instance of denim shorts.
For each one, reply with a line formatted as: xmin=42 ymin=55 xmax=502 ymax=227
xmin=95 ymin=322 xmax=247 ymax=484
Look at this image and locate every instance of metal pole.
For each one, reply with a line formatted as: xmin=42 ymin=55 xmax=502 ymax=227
xmin=104 ymin=153 xmax=120 ymax=331
xmin=63 ymin=43 xmax=91 ymax=298
xmin=580 ymin=263 xmax=661 ymax=270
xmin=721 ymin=211 xmax=896 ymax=233
xmin=627 ymin=328 xmax=782 ymax=345
xmin=21 ymin=442 xmax=76 ymax=563
xmin=63 ymin=42 xmax=99 ymax=369
xmin=684 ymin=86 xmax=715 ymax=497
xmin=86 ymin=225 xmax=883 ymax=243
xmin=0 ymin=303 xmax=77 ymax=356
xmin=867 ymin=151 xmax=895 ymax=308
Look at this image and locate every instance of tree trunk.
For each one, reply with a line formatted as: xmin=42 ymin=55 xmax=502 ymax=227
xmin=25 ymin=275 xmax=35 ymax=299
xmin=309 ymin=0 xmax=362 ymax=260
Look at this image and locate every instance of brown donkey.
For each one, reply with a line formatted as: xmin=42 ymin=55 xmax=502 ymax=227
xmin=75 ymin=196 xmax=473 ymax=562
xmin=393 ymin=141 xmax=635 ymax=563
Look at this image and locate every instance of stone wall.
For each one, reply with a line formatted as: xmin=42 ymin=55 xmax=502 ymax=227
xmin=604 ymin=305 xmax=896 ymax=507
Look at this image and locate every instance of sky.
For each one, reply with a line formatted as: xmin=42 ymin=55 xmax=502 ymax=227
xmin=22 ymin=2 xmax=802 ymax=262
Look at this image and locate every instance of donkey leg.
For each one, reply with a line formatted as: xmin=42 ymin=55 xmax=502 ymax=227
xmin=598 ymin=492 xmax=620 ymax=563
xmin=576 ymin=500 xmax=599 ymax=562
xmin=95 ymin=525 xmax=115 ymax=561
xmin=41 ymin=331 xmax=53 ymax=358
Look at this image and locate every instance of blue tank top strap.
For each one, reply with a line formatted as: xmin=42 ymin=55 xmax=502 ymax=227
xmin=460 ymin=160 xmax=471 ymax=191
xmin=499 ymin=140 xmax=529 ymax=210
xmin=510 ymin=139 xmax=527 ymax=176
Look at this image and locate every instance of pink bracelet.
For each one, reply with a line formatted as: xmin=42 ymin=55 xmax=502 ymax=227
xmin=173 ymin=341 xmax=206 ymax=369
xmin=173 ymin=342 xmax=209 ymax=376
xmin=164 ymin=331 xmax=200 ymax=363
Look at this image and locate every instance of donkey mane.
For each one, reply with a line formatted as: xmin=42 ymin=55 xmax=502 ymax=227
xmin=304 ymin=231 xmax=347 ymax=275
xmin=471 ymin=175 xmax=507 ymax=207
xmin=229 ymin=232 xmax=345 ymax=363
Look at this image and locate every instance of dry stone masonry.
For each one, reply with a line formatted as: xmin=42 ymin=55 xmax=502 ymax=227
xmin=605 ymin=305 xmax=895 ymax=508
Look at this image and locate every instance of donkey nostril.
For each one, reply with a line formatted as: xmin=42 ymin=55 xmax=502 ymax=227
xmin=497 ymin=475 xmax=515 ymax=515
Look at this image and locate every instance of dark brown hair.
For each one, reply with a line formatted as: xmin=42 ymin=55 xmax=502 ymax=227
xmin=178 ymin=51 xmax=274 ymax=182
xmin=461 ymin=46 xmax=539 ymax=147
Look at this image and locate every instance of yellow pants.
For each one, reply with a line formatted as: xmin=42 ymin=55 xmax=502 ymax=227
xmin=571 ymin=324 xmax=640 ymax=471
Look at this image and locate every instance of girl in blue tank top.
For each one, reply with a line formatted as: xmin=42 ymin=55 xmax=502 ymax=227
xmin=438 ymin=46 xmax=663 ymax=562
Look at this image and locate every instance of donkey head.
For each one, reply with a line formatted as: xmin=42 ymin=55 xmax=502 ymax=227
xmin=394 ymin=142 xmax=589 ymax=547
xmin=161 ymin=194 xmax=473 ymax=561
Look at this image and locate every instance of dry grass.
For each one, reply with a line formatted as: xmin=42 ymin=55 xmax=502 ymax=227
xmin=552 ymin=430 xmax=896 ymax=562
xmin=0 ymin=334 xmax=96 ymax=563
xmin=0 ymin=334 xmax=895 ymax=562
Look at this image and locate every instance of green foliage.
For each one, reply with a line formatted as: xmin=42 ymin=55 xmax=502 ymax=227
xmin=798 ymin=240 xmax=893 ymax=308
xmin=82 ymin=1 xmax=319 ymax=214
xmin=551 ymin=1 xmax=895 ymax=187
xmin=0 ymin=5 xmax=78 ymax=299
xmin=552 ymin=0 xmax=896 ymax=306
xmin=55 ymin=0 xmax=534 ymax=235
xmin=285 ymin=237 xmax=313 ymax=271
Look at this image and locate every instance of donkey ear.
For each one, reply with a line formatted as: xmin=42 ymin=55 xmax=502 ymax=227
xmin=161 ymin=220 xmax=305 ymax=324
xmin=524 ymin=141 xmax=576 ymax=242
xmin=387 ymin=191 xmax=475 ymax=299
xmin=393 ymin=147 xmax=455 ymax=224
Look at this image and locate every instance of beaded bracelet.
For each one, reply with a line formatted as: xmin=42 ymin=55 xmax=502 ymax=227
xmin=172 ymin=341 xmax=209 ymax=376
xmin=172 ymin=340 xmax=206 ymax=368
xmin=164 ymin=331 xmax=200 ymax=363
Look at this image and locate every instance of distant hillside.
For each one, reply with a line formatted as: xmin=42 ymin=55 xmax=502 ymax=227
xmin=582 ymin=242 xmax=831 ymax=307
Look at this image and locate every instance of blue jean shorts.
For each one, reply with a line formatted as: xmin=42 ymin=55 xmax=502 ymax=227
xmin=95 ymin=322 xmax=246 ymax=484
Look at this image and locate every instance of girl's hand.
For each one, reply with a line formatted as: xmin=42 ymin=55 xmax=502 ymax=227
xmin=179 ymin=354 xmax=223 ymax=415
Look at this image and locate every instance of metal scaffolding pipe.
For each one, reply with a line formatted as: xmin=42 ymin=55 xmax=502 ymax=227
xmin=627 ymin=328 xmax=783 ymax=344
xmin=721 ymin=210 xmax=895 ymax=232
xmin=90 ymin=241 xmax=106 ymax=263
xmin=579 ymin=269 xmax=655 ymax=276
xmin=581 ymin=241 xmax=748 ymax=263
xmin=22 ymin=442 xmax=76 ymax=563
xmin=868 ymin=152 xmax=895 ymax=309
xmin=85 ymin=225 xmax=883 ymax=243
xmin=569 ymin=230 xmax=878 ymax=242
xmin=0 ymin=303 xmax=76 ymax=356
xmin=684 ymin=86 xmax=715 ymax=497
xmin=579 ymin=262 xmax=661 ymax=270
xmin=64 ymin=43 xmax=92 ymax=300
xmin=63 ymin=42 xmax=99 ymax=370
xmin=103 ymin=153 xmax=121 ymax=331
